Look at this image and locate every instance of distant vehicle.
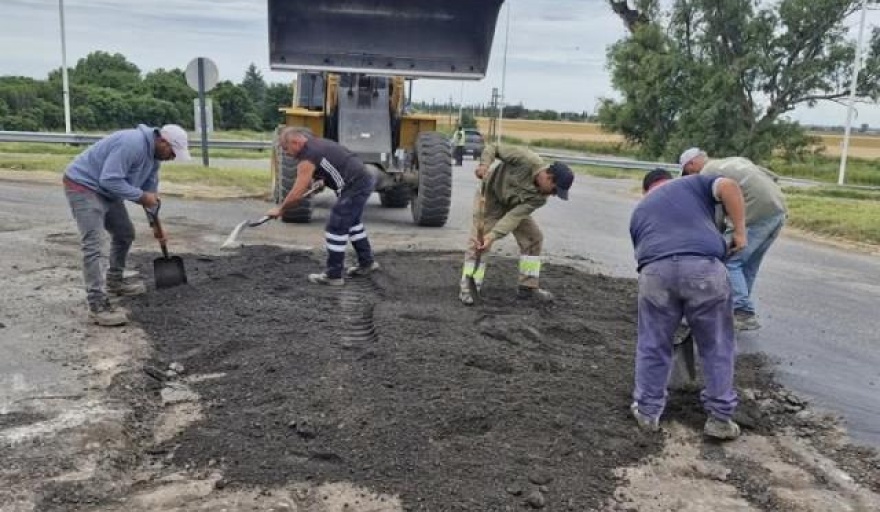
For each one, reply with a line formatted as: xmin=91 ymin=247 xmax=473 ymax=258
xmin=462 ymin=129 xmax=485 ymax=159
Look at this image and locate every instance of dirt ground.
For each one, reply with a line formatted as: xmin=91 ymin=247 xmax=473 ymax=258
xmin=4 ymin=245 xmax=874 ymax=512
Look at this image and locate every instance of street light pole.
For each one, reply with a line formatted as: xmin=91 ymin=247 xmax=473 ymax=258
xmin=838 ymin=0 xmax=869 ymax=186
xmin=497 ymin=0 xmax=511 ymax=144
xmin=58 ymin=0 xmax=72 ymax=133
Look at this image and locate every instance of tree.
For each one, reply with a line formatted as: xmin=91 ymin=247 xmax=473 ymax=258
xmin=65 ymin=51 xmax=141 ymax=90
xmin=460 ymin=111 xmax=478 ymax=128
xmin=262 ymin=83 xmax=293 ymax=129
xmin=212 ymin=81 xmax=257 ymax=130
xmin=241 ymin=64 xmax=267 ymax=111
xmin=602 ymin=0 xmax=880 ymax=160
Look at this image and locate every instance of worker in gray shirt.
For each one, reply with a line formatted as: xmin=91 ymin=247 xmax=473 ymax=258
xmin=679 ymin=148 xmax=786 ymax=330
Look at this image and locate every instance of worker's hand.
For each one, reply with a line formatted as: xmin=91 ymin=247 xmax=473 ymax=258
xmin=474 ymin=233 xmax=495 ymax=253
xmin=728 ymin=230 xmax=747 ymax=255
xmin=312 ymin=179 xmax=325 ymax=193
xmin=265 ymin=206 xmax=283 ymax=219
xmin=152 ymin=225 xmax=167 ymax=244
xmin=475 ymin=164 xmax=489 ymax=180
xmin=139 ymin=192 xmax=160 ymax=210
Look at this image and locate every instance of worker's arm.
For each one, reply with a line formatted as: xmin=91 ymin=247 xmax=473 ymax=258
xmin=714 ymin=177 xmax=747 ymax=253
xmin=266 ymin=160 xmax=317 ymax=218
xmin=99 ymin=146 xmax=157 ymax=206
xmin=476 ymin=199 xmax=545 ymax=252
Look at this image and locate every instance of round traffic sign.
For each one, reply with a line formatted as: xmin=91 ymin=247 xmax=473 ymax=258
xmin=185 ymin=57 xmax=219 ymax=92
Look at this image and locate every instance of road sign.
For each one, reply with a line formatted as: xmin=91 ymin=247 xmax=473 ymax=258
xmin=185 ymin=57 xmax=219 ymax=92
xmin=185 ymin=57 xmax=219 ymax=167
xmin=193 ymin=98 xmax=214 ymax=134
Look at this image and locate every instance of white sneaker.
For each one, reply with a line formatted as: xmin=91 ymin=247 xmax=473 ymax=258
xmin=307 ymin=273 xmax=344 ymax=286
xmin=346 ymin=261 xmax=380 ymax=277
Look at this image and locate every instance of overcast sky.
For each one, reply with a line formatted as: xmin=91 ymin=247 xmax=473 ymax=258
xmin=3 ymin=0 xmax=880 ymax=127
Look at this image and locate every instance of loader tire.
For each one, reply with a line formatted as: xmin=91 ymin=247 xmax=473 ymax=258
xmin=411 ymin=132 xmax=452 ymax=227
xmin=379 ymin=185 xmax=411 ymax=208
xmin=274 ymin=139 xmax=313 ymax=224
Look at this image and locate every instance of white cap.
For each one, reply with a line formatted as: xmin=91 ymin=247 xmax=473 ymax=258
xmin=159 ymin=124 xmax=192 ymax=161
xmin=678 ymin=147 xmax=703 ymax=169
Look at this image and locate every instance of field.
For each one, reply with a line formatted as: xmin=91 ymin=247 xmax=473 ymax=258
xmin=435 ymin=118 xmax=880 ymax=160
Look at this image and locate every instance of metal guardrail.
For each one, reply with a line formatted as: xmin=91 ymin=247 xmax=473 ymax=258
xmin=0 ymin=131 xmax=273 ymax=150
xmin=2 ymin=130 xmax=877 ymax=189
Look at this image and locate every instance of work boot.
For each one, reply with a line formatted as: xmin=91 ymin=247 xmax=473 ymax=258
xmin=734 ymin=310 xmax=761 ymax=331
xmin=704 ymin=416 xmax=741 ymax=441
xmin=106 ymin=274 xmax=147 ymax=297
xmin=517 ymin=286 xmax=555 ymax=302
xmin=459 ymin=289 xmax=475 ymax=306
xmin=307 ymin=273 xmax=344 ymax=286
xmin=346 ymin=261 xmax=380 ymax=277
xmin=630 ymin=403 xmax=660 ymax=432
xmin=88 ymin=300 xmax=129 ymax=327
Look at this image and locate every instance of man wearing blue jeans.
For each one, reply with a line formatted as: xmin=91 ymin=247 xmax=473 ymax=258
xmin=267 ymin=128 xmax=379 ymax=285
xmin=629 ymin=169 xmax=747 ymax=440
xmin=680 ymin=148 xmax=786 ymax=330
xmin=64 ymin=124 xmax=190 ymax=326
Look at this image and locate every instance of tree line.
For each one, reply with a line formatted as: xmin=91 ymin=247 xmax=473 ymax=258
xmin=0 ymin=51 xmax=293 ymax=132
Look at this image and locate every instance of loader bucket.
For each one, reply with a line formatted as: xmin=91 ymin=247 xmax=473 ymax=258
xmin=268 ymin=0 xmax=505 ymax=79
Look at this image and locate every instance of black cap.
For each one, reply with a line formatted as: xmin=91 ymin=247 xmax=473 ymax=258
xmin=642 ymin=168 xmax=673 ymax=192
xmin=548 ymin=161 xmax=574 ymax=200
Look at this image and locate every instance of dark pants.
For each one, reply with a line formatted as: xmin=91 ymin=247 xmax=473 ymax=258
xmin=324 ymin=178 xmax=375 ymax=278
xmin=634 ymin=256 xmax=738 ymax=421
xmin=453 ymin=146 xmax=464 ymax=166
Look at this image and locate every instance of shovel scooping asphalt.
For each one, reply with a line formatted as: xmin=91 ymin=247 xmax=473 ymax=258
xmin=145 ymin=201 xmax=187 ymax=289
xmin=220 ymin=180 xmax=325 ymax=249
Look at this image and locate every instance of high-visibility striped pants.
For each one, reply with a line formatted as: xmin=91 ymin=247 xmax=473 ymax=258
xmin=324 ymin=179 xmax=375 ymax=278
xmin=460 ymin=194 xmax=544 ymax=291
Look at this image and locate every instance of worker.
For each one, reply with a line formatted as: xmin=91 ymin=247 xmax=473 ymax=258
xmin=452 ymin=125 xmax=466 ymax=166
xmin=266 ymin=127 xmax=379 ymax=285
xmin=63 ymin=124 xmax=190 ymax=326
xmin=679 ymin=148 xmax=786 ymax=330
xmin=629 ymin=168 xmax=747 ymax=440
xmin=458 ymin=144 xmax=574 ymax=305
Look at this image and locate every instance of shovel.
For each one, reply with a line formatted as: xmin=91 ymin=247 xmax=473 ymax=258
xmin=465 ymin=180 xmax=488 ymax=304
xmin=145 ymin=201 xmax=187 ymax=289
xmin=221 ymin=180 xmax=324 ymax=249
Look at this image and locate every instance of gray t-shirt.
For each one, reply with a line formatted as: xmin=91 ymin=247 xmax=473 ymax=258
xmin=702 ymin=157 xmax=786 ymax=225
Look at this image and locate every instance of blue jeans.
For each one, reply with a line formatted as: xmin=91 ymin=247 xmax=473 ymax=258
xmin=725 ymin=212 xmax=785 ymax=314
xmin=634 ymin=256 xmax=738 ymax=421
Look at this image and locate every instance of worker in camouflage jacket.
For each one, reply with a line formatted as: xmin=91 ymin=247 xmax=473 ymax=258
xmin=459 ymin=144 xmax=574 ymax=305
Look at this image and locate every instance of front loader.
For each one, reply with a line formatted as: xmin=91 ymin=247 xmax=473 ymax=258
xmin=267 ymin=0 xmax=505 ymax=227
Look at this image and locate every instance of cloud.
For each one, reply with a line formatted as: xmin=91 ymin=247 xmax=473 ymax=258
xmin=1 ymin=0 xmax=879 ymax=125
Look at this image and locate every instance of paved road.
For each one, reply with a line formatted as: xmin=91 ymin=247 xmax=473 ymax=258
xmin=1 ymin=160 xmax=877 ymax=447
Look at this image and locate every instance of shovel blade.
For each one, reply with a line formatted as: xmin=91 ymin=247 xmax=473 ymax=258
xmin=154 ymin=256 xmax=187 ymax=289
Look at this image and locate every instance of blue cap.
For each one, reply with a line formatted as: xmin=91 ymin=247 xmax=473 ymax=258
xmin=549 ymin=161 xmax=574 ymax=200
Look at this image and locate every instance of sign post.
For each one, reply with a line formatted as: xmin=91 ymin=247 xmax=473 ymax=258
xmin=185 ymin=57 xmax=219 ymax=167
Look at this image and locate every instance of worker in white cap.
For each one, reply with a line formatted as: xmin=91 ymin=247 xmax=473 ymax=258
xmin=679 ymin=147 xmax=786 ymax=331
xmin=63 ymin=124 xmax=191 ymax=326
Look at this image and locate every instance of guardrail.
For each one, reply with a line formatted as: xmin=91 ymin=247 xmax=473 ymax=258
xmin=2 ymin=130 xmax=877 ymax=189
xmin=0 ymin=131 xmax=273 ymax=150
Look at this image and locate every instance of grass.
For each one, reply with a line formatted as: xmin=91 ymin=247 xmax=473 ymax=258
xmin=571 ymin=164 xmax=647 ymax=180
xmin=770 ymin=156 xmax=880 ymax=187
xmin=0 ymin=153 xmax=269 ymax=195
xmin=783 ymin=188 xmax=880 ymax=245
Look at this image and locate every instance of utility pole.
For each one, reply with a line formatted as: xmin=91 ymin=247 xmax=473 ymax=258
xmin=58 ymin=0 xmax=72 ymax=133
xmin=839 ymin=0 xmax=869 ymax=185
xmin=497 ymin=0 xmax=512 ymax=143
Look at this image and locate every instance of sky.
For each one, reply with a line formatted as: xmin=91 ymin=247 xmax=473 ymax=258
xmin=3 ymin=0 xmax=880 ymax=128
